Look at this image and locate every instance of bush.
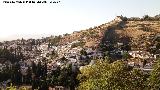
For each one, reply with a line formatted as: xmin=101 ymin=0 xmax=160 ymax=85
xmin=71 ymin=41 xmax=85 ymax=48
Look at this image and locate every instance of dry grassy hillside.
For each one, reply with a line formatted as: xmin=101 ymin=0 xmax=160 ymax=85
xmin=56 ymin=15 xmax=160 ymax=50
xmin=118 ymin=20 xmax=160 ymax=37
xmin=59 ymin=16 xmax=122 ymax=47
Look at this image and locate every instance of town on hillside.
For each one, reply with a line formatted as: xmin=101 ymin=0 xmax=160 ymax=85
xmin=0 ymin=15 xmax=160 ymax=90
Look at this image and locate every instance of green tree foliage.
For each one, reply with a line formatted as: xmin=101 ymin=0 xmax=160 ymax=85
xmin=121 ymin=44 xmax=131 ymax=51
xmin=63 ymin=33 xmax=70 ymax=36
xmin=148 ymin=58 xmax=160 ymax=89
xmin=80 ymin=49 xmax=87 ymax=56
xmin=0 ymin=48 xmax=23 ymax=63
xmin=48 ymin=67 xmax=61 ymax=86
xmin=26 ymin=67 xmax=32 ymax=84
xmin=6 ymin=83 xmax=16 ymax=90
xmin=31 ymin=61 xmax=48 ymax=90
xmin=48 ymin=63 xmax=80 ymax=89
xmin=48 ymin=64 xmax=74 ymax=88
xmin=122 ymin=16 xmax=128 ymax=21
xmin=71 ymin=41 xmax=85 ymax=48
xmin=143 ymin=15 xmax=154 ymax=21
xmin=0 ymin=65 xmax=12 ymax=82
xmin=122 ymin=52 xmax=131 ymax=60
xmin=77 ymin=60 xmax=147 ymax=90
xmin=154 ymin=14 xmax=160 ymax=20
xmin=156 ymin=43 xmax=160 ymax=49
xmin=50 ymin=35 xmax=62 ymax=46
xmin=12 ymin=63 xmax=22 ymax=85
xmin=0 ymin=62 xmax=22 ymax=85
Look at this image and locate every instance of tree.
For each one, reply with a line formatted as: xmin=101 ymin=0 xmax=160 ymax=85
xmin=63 ymin=33 xmax=70 ymax=36
xmin=121 ymin=44 xmax=131 ymax=51
xmin=47 ymin=64 xmax=79 ymax=89
xmin=71 ymin=41 xmax=85 ymax=48
xmin=31 ymin=61 xmax=37 ymax=75
xmin=122 ymin=16 xmax=128 ymax=21
xmin=80 ymin=49 xmax=87 ymax=56
xmin=50 ymin=35 xmax=62 ymax=46
xmin=156 ymin=43 xmax=160 ymax=49
xmin=148 ymin=58 xmax=160 ymax=89
xmin=77 ymin=60 xmax=147 ymax=90
xmin=12 ymin=63 xmax=22 ymax=85
xmin=130 ymin=68 xmax=148 ymax=89
xmin=49 ymin=67 xmax=61 ymax=86
xmin=26 ymin=67 xmax=32 ymax=84
xmin=143 ymin=15 xmax=149 ymax=20
xmin=122 ymin=52 xmax=131 ymax=61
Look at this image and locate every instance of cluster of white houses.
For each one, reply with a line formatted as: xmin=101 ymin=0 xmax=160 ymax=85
xmin=0 ymin=33 xmax=159 ymax=89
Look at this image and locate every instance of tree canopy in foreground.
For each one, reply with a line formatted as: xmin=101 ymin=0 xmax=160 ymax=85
xmin=77 ymin=60 xmax=148 ymax=90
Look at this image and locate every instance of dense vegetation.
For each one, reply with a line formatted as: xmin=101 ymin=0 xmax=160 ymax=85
xmin=77 ymin=58 xmax=160 ymax=90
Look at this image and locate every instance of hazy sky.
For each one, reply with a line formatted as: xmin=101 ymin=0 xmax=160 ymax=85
xmin=0 ymin=0 xmax=160 ymax=41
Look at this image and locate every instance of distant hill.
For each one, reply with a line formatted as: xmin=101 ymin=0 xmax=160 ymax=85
xmin=49 ymin=15 xmax=160 ymax=51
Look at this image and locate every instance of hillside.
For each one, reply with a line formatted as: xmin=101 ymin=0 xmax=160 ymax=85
xmin=49 ymin=15 xmax=160 ymax=52
xmin=0 ymin=15 xmax=160 ymax=90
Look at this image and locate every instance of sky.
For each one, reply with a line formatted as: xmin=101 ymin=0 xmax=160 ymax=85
xmin=0 ymin=0 xmax=160 ymax=41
